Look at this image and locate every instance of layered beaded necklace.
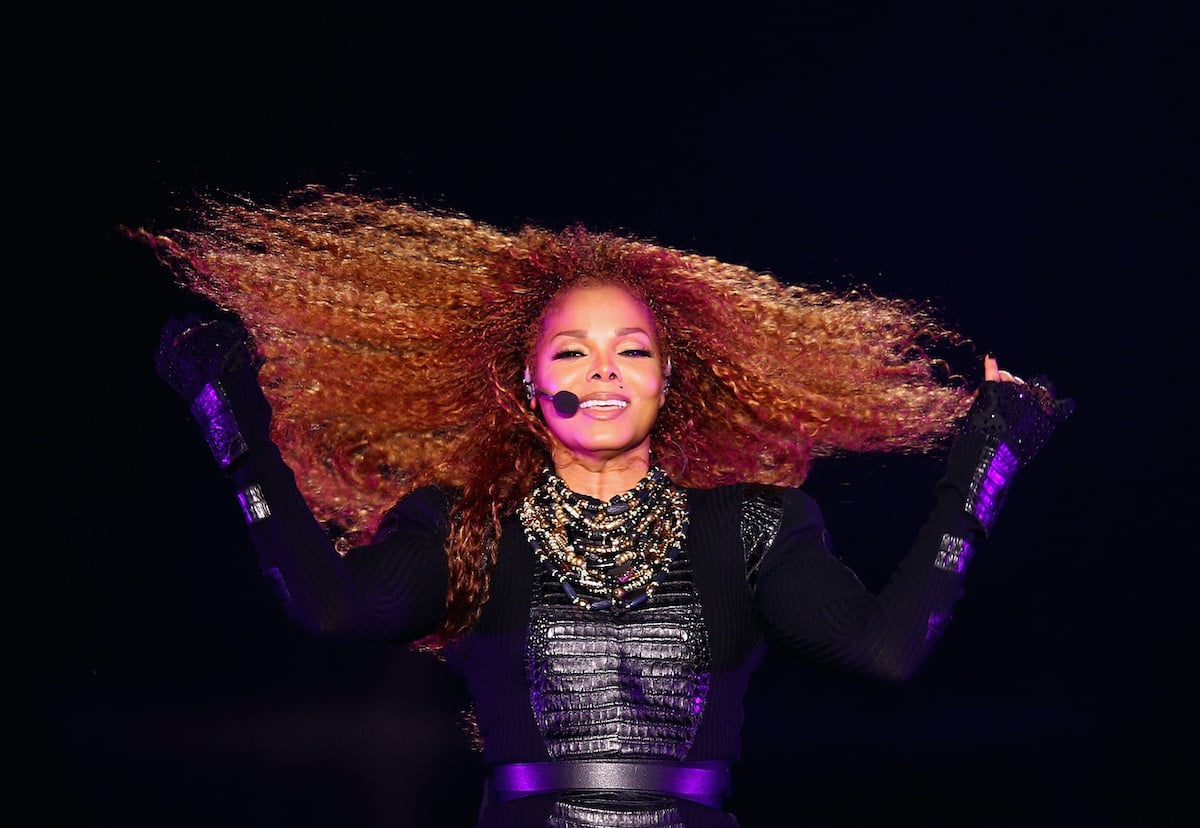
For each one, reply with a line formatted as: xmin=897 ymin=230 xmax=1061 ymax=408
xmin=518 ymin=466 xmax=689 ymax=612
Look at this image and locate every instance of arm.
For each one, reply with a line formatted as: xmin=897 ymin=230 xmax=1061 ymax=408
xmin=155 ymin=315 xmax=448 ymax=643
xmin=753 ymin=362 xmax=1074 ymax=682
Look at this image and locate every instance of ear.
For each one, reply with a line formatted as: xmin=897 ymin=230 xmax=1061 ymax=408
xmin=660 ymin=358 xmax=672 ymax=405
xmin=523 ymin=366 xmax=538 ymax=409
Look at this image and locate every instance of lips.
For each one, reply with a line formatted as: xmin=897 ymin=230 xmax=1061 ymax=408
xmin=578 ymin=398 xmax=629 ymax=410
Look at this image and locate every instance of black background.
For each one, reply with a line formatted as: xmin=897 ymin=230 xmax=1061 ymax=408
xmin=31 ymin=2 xmax=1195 ymax=826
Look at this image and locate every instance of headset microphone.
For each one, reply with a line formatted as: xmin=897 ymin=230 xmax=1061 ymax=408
xmin=537 ymin=389 xmax=581 ymax=417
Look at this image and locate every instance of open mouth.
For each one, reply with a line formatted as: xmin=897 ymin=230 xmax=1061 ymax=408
xmin=578 ymin=399 xmax=628 ymax=410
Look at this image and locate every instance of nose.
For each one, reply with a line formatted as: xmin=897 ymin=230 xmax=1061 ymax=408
xmin=590 ymin=354 xmax=620 ymax=382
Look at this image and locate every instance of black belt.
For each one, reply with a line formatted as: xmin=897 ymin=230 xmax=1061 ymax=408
xmin=488 ymin=759 xmax=732 ymax=808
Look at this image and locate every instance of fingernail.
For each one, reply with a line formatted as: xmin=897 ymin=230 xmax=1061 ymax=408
xmin=986 ymin=352 xmax=996 ymax=360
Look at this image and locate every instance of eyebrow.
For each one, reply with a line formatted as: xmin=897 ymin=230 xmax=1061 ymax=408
xmin=550 ymin=327 xmax=651 ymax=340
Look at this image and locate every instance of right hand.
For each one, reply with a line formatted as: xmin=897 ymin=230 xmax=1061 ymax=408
xmin=155 ymin=313 xmax=260 ymax=403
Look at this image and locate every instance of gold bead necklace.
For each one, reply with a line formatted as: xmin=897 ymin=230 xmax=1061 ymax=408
xmin=518 ymin=466 xmax=689 ymax=612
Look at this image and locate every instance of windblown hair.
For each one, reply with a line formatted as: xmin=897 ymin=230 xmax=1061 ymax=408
xmin=132 ymin=185 xmax=975 ymax=643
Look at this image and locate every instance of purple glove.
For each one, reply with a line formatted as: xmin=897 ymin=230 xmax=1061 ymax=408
xmin=155 ymin=313 xmax=269 ymax=470
xmin=155 ymin=314 xmax=260 ymax=402
xmin=968 ymin=376 xmax=1075 ymax=468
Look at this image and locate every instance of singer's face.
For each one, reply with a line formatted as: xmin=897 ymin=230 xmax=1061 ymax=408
xmin=532 ymin=284 xmax=668 ymax=466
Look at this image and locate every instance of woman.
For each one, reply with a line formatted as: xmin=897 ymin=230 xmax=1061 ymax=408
xmin=135 ymin=185 xmax=1072 ymax=827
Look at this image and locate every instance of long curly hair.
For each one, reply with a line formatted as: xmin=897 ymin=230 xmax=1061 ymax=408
xmin=131 ymin=185 xmax=975 ymax=643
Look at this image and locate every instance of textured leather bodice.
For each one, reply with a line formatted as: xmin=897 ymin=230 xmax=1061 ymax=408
xmin=526 ymin=549 xmax=712 ymax=761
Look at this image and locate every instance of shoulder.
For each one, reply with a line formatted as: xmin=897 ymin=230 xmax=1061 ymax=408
xmin=371 ymin=484 xmax=457 ymax=542
xmin=684 ymin=483 xmax=826 ymax=589
xmin=684 ymin=482 xmax=823 ymax=529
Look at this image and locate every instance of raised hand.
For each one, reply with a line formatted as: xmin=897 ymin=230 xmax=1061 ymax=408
xmin=155 ymin=313 xmax=260 ymax=404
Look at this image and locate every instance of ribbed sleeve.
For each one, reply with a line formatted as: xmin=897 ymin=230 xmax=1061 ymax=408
xmin=753 ymin=482 xmax=977 ymax=682
xmin=214 ymin=362 xmax=448 ymax=644
xmin=751 ymin=378 xmax=1071 ymax=683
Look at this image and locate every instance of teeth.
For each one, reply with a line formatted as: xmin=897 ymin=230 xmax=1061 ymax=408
xmin=579 ymin=399 xmax=628 ymax=409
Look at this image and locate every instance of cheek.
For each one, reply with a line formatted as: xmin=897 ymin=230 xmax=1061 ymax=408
xmin=536 ymin=360 xmax=565 ymax=389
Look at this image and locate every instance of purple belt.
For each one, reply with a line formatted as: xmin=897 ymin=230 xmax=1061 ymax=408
xmin=488 ymin=759 xmax=732 ymax=808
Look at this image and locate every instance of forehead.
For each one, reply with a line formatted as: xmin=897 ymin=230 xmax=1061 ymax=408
xmin=540 ymin=284 xmax=657 ymax=334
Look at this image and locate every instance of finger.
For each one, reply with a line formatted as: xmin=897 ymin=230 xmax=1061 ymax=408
xmin=984 ymin=354 xmax=999 ymax=382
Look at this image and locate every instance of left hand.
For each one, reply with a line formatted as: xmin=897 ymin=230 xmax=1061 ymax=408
xmin=983 ymin=354 xmax=1025 ymax=384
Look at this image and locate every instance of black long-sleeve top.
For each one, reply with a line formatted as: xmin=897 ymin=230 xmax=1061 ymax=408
xmin=204 ymin=361 xmax=1068 ymax=827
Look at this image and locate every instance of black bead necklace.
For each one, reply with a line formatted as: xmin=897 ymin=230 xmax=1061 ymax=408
xmin=518 ymin=466 xmax=689 ymax=612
